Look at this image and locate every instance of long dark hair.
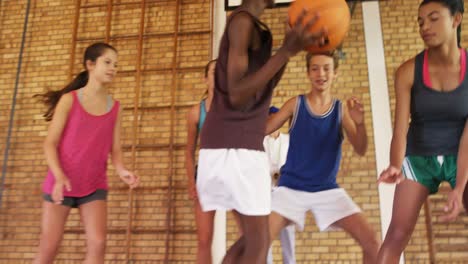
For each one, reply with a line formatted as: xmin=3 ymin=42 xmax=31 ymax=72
xmin=201 ymin=59 xmax=217 ymax=100
xmin=35 ymin=42 xmax=117 ymax=121
xmin=420 ymin=0 xmax=464 ymax=47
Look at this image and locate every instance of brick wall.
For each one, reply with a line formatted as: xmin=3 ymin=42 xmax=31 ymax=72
xmin=0 ymin=0 xmax=466 ymax=263
xmin=0 ymin=0 xmax=212 ymax=262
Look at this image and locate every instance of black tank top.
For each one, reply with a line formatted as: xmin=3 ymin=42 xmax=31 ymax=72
xmin=200 ymin=8 xmax=281 ymax=150
xmin=406 ymin=50 xmax=468 ymax=156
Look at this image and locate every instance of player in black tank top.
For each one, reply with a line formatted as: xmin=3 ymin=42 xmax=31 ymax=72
xmin=185 ymin=60 xmax=244 ymax=263
xmin=377 ymin=1 xmax=468 ymax=263
xmin=208 ymin=1 xmax=327 ymax=263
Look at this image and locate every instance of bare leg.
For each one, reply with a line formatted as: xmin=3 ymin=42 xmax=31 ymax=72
xmin=268 ymin=211 xmax=291 ymax=245
xmin=194 ymin=200 xmax=215 ymax=264
xmin=33 ymin=201 xmax=71 ymax=264
xmin=463 ymin=184 xmax=468 ymax=213
xmin=265 ymin=212 xmax=292 ymax=264
xmin=333 ymin=213 xmax=380 ymax=264
xmin=80 ymin=200 xmax=107 ymax=264
xmin=222 ymin=214 xmax=270 ymax=264
xmin=222 ymin=236 xmax=245 ymax=264
xmin=377 ymin=180 xmax=429 ymax=264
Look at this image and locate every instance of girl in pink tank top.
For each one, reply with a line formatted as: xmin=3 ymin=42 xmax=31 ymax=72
xmin=33 ymin=43 xmax=139 ymax=263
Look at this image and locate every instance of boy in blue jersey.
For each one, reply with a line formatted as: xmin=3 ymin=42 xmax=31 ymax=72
xmin=265 ymin=52 xmax=380 ymax=263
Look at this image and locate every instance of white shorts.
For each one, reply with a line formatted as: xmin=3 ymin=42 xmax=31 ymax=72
xmin=197 ymin=149 xmax=271 ymax=216
xmin=271 ymin=187 xmax=361 ymax=231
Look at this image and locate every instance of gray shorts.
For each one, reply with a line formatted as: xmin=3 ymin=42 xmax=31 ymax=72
xmin=43 ymin=189 xmax=107 ymax=208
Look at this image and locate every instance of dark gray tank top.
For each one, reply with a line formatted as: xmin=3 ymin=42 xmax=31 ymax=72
xmin=406 ymin=50 xmax=468 ymax=156
xmin=200 ymin=8 xmax=280 ymax=150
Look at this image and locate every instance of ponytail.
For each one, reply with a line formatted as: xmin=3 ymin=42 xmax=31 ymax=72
xmin=35 ymin=42 xmax=116 ymax=121
xmin=34 ymin=71 xmax=88 ymax=121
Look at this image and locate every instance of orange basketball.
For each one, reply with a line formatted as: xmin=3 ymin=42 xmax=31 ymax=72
xmin=288 ymin=0 xmax=350 ymax=53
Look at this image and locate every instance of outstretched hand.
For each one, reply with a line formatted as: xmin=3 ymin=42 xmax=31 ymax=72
xmin=378 ymin=165 xmax=404 ymax=184
xmin=347 ymin=97 xmax=364 ymax=125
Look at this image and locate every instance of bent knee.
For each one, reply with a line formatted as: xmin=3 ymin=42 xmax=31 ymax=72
xmin=363 ymin=234 xmax=381 ymax=253
xmin=87 ymin=236 xmax=106 ymax=251
xmin=385 ymin=227 xmax=413 ymax=244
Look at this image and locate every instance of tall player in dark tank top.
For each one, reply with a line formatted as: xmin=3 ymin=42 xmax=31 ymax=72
xmin=378 ymin=1 xmax=468 ymax=263
xmin=200 ymin=0 xmax=327 ymax=263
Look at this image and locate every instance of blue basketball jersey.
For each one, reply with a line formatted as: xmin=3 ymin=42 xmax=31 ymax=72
xmin=278 ymin=95 xmax=343 ymax=192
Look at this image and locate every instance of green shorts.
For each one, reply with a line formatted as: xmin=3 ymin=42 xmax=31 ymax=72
xmin=402 ymin=155 xmax=457 ymax=194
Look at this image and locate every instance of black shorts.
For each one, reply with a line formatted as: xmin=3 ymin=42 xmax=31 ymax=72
xmin=43 ymin=189 xmax=107 ymax=208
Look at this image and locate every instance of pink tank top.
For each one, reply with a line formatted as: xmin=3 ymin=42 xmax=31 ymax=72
xmin=423 ymin=48 xmax=466 ymax=87
xmin=42 ymin=91 xmax=120 ymax=197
